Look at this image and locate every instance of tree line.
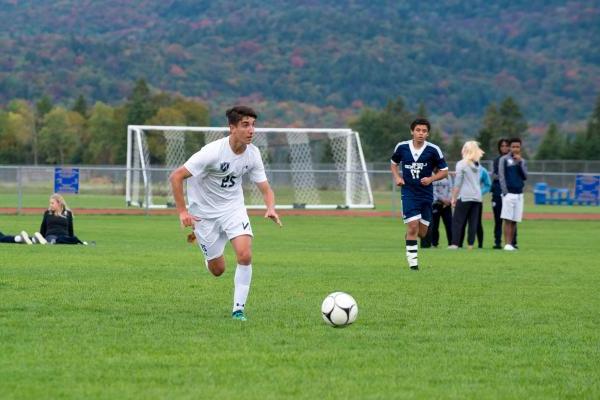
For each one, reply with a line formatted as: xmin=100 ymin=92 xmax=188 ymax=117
xmin=0 ymin=80 xmax=209 ymax=165
xmin=351 ymin=94 xmax=600 ymax=162
xmin=1 ymin=79 xmax=599 ymax=165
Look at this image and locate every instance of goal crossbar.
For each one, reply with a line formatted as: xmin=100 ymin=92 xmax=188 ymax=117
xmin=126 ymin=125 xmax=374 ymax=210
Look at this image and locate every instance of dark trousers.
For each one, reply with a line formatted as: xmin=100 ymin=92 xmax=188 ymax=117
xmin=430 ymin=203 xmax=452 ymax=247
xmin=45 ymin=234 xmax=84 ymax=245
xmin=421 ymin=203 xmax=452 ymax=248
xmin=0 ymin=232 xmax=17 ymax=243
xmin=476 ymin=204 xmax=484 ymax=248
xmin=462 ymin=204 xmax=485 ymax=247
xmin=452 ymin=200 xmax=482 ymax=247
xmin=492 ymin=195 xmax=517 ymax=246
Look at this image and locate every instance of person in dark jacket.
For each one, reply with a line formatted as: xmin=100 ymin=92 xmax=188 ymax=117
xmin=498 ymin=138 xmax=527 ymax=251
xmin=33 ymin=193 xmax=86 ymax=245
xmin=491 ymin=139 xmax=517 ymax=249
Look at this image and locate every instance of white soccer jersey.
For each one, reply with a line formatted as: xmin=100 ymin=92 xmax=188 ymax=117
xmin=184 ymin=137 xmax=267 ymax=219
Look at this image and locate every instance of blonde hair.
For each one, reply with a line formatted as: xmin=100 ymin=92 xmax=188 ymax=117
xmin=461 ymin=141 xmax=484 ymax=164
xmin=49 ymin=193 xmax=70 ymax=216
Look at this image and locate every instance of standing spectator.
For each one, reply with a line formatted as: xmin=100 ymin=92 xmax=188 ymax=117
xmin=390 ymin=118 xmax=448 ymax=270
xmin=422 ymin=168 xmax=453 ymax=248
xmin=491 ymin=139 xmax=517 ymax=249
xmin=498 ymin=138 xmax=527 ymax=251
xmin=458 ymin=165 xmax=491 ymax=248
xmin=449 ymin=141 xmax=484 ymax=250
xmin=476 ymin=166 xmax=492 ymax=248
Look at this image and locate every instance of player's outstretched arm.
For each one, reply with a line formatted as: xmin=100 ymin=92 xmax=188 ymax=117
xmin=169 ymin=166 xmax=199 ymax=227
xmin=256 ymin=180 xmax=282 ymax=227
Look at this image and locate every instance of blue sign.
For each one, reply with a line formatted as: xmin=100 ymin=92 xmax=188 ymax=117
xmin=574 ymin=174 xmax=599 ymax=205
xmin=54 ymin=168 xmax=80 ymax=194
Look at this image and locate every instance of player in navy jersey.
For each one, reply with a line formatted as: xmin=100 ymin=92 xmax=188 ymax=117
xmin=390 ymin=118 xmax=449 ymax=270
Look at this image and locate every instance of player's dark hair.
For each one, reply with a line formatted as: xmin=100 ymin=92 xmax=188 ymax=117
xmin=509 ymin=137 xmax=522 ymax=145
xmin=497 ymin=138 xmax=509 ymax=152
xmin=226 ymin=105 xmax=258 ymax=125
xmin=410 ymin=118 xmax=431 ymax=132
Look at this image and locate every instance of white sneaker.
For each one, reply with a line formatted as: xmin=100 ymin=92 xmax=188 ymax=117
xmin=503 ymin=244 xmax=516 ymax=251
xmin=447 ymin=245 xmax=459 ymax=250
xmin=34 ymin=232 xmax=48 ymax=245
xmin=20 ymin=231 xmax=32 ymax=245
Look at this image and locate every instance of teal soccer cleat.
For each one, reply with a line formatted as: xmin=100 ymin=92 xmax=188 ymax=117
xmin=232 ymin=310 xmax=247 ymax=321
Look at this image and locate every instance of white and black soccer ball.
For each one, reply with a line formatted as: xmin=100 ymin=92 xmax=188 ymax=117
xmin=321 ymin=292 xmax=358 ymax=327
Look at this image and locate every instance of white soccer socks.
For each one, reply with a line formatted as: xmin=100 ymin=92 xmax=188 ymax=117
xmin=34 ymin=232 xmax=47 ymax=245
xmin=233 ymin=264 xmax=252 ymax=313
xmin=19 ymin=231 xmax=33 ymax=245
xmin=406 ymin=240 xmax=418 ymax=270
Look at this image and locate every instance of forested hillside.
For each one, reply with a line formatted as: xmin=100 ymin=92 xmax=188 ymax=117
xmin=1 ymin=0 xmax=598 ymax=132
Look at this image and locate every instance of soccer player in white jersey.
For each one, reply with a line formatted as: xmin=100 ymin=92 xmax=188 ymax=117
xmin=170 ymin=105 xmax=282 ymax=321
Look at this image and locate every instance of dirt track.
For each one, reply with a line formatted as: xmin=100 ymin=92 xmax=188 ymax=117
xmin=1 ymin=207 xmax=599 ymax=220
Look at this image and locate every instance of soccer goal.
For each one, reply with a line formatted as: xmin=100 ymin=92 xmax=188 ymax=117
xmin=126 ymin=125 xmax=374 ymax=209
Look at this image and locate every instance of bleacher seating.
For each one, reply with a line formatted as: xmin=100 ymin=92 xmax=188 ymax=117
xmin=534 ymin=182 xmax=548 ymax=205
xmin=548 ymin=187 xmax=572 ymax=205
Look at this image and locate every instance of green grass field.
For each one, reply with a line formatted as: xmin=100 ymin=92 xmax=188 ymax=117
xmin=1 ymin=215 xmax=599 ymax=399
xmin=2 ymin=190 xmax=600 ymax=214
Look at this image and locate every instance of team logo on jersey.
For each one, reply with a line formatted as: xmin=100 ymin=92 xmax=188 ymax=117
xmin=404 ymin=162 xmax=428 ymax=179
xmin=220 ymin=162 xmax=230 ymax=172
xmin=242 ymin=222 xmax=249 ymax=230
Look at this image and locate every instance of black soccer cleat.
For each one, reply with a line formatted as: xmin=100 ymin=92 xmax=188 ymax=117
xmin=410 ymin=265 xmax=419 ymax=271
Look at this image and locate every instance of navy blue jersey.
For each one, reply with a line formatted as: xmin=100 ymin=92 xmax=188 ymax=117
xmin=498 ymin=154 xmax=527 ymax=194
xmin=391 ymin=140 xmax=448 ymax=201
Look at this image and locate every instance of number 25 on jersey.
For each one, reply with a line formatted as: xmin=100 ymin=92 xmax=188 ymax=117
xmin=221 ymin=174 xmax=236 ymax=188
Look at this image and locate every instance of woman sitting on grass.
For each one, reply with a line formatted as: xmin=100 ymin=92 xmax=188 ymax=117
xmin=29 ymin=193 xmax=87 ymax=245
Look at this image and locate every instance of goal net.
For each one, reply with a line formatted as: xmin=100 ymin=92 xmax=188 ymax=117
xmin=126 ymin=125 xmax=374 ymax=209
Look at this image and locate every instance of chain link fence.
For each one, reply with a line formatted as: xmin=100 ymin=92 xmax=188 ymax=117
xmin=1 ymin=161 xmax=599 ymax=213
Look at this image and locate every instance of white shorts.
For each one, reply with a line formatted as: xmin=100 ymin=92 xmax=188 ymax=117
xmin=193 ymin=208 xmax=253 ymax=261
xmin=501 ymin=193 xmax=524 ymax=222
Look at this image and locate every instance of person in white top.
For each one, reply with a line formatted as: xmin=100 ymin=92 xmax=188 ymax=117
xmin=170 ymin=105 xmax=282 ymax=321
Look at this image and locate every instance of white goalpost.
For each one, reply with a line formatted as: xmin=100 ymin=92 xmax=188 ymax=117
xmin=126 ymin=125 xmax=374 ymax=209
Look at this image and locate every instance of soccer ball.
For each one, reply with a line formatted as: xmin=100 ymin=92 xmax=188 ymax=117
xmin=321 ymin=292 xmax=358 ymax=327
